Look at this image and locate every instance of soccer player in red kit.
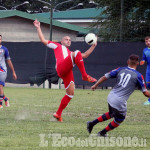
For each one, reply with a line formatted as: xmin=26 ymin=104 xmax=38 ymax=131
xmin=33 ymin=19 xmax=97 ymax=122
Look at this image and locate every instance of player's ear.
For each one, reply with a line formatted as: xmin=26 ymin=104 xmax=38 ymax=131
xmin=137 ymin=61 xmax=139 ymax=65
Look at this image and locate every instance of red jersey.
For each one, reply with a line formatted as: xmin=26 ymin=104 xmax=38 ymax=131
xmin=47 ymin=41 xmax=74 ymax=88
xmin=47 ymin=41 xmax=72 ymax=67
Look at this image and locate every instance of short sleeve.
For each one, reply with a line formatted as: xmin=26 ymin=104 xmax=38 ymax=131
xmin=4 ymin=47 xmax=10 ymax=60
xmin=47 ymin=41 xmax=59 ymax=50
xmin=105 ymin=68 xmax=120 ymax=79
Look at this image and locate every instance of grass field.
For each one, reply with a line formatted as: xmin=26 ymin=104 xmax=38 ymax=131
xmin=0 ymin=87 xmax=150 ymax=150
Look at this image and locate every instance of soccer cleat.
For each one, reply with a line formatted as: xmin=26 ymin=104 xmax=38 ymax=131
xmin=97 ymin=131 xmax=108 ymax=137
xmin=0 ymin=105 xmax=3 ymax=109
xmin=87 ymin=121 xmax=94 ymax=134
xmin=53 ymin=113 xmax=63 ymax=122
xmin=5 ymin=100 xmax=10 ymax=107
xmin=144 ymin=100 xmax=150 ymax=105
xmin=82 ymin=75 xmax=97 ymax=83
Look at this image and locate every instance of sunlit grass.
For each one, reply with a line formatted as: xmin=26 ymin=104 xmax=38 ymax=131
xmin=0 ymin=87 xmax=149 ymax=150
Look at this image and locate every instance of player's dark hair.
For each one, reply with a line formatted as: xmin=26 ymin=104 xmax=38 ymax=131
xmin=145 ymin=36 xmax=150 ymax=41
xmin=0 ymin=35 xmax=2 ymax=38
xmin=129 ymin=54 xmax=139 ymax=65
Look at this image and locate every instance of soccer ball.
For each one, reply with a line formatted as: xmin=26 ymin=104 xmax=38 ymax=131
xmin=85 ymin=33 xmax=97 ymax=45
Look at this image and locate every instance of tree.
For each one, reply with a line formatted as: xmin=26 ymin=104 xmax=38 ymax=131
xmin=93 ymin=0 xmax=150 ymax=42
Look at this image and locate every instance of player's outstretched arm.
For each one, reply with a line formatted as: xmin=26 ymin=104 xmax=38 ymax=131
xmin=140 ymin=60 xmax=145 ymax=65
xmin=7 ymin=59 xmax=17 ymax=80
xmin=143 ymin=90 xmax=150 ymax=98
xmin=91 ymin=76 xmax=107 ymax=91
xmin=33 ymin=19 xmax=48 ymax=46
xmin=81 ymin=42 xmax=97 ymax=59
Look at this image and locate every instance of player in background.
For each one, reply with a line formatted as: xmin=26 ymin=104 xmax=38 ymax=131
xmin=87 ymin=54 xmax=150 ymax=137
xmin=33 ymin=19 xmax=97 ymax=122
xmin=140 ymin=36 xmax=150 ymax=105
xmin=0 ymin=35 xmax=17 ymax=108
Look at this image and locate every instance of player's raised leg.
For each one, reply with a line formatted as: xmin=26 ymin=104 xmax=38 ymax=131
xmin=72 ymin=50 xmax=97 ymax=83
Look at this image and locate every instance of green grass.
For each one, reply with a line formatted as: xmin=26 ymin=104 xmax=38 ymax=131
xmin=0 ymin=87 xmax=150 ymax=150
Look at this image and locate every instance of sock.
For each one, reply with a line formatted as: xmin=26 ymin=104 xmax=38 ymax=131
xmin=74 ymin=51 xmax=87 ymax=78
xmin=56 ymin=95 xmax=72 ymax=116
xmin=0 ymin=95 xmax=3 ymax=105
xmin=90 ymin=112 xmax=111 ymax=126
xmin=98 ymin=112 xmax=111 ymax=122
xmin=3 ymin=96 xmax=8 ymax=102
xmin=100 ymin=120 xmax=120 ymax=134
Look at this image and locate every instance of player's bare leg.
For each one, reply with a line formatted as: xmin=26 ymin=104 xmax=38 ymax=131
xmin=72 ymin=51 xmax=97 ymax=83
xmin=53 ymin=82 xmax=74 ymax=122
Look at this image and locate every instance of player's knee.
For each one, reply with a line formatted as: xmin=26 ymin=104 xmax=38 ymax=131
xmin=146 ymin=83 xmax=150 ymax=89
xmin=115 ymin=117 xmax=125 ymax=124
xmin=66 ymin=90 xmax=74 ymax=96
xmin=66 ymin=93 xmax=74 ymax=99
xmin=109 ymin=112 xmax=113 ymax=118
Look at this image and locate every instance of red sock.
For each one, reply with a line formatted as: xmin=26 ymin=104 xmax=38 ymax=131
xmin=3 ymin=96 xmax=8 ymax=101
xmin=74 ymin=51 xmax=87 ymax=78
xmin=56 ymin=95 xmax=72 ymax=116
xmin=98 ymin=112 xmax=111 ymax=122
xmin=105 ymin=120 xmax=119 ymax=132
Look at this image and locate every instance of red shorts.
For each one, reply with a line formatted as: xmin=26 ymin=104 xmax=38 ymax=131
xmin=56 ymin=55 xmax=74 ymax=89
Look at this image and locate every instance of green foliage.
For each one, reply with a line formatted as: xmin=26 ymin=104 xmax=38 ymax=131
xmin=93 ymin=0 xmax=150 ymax=42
